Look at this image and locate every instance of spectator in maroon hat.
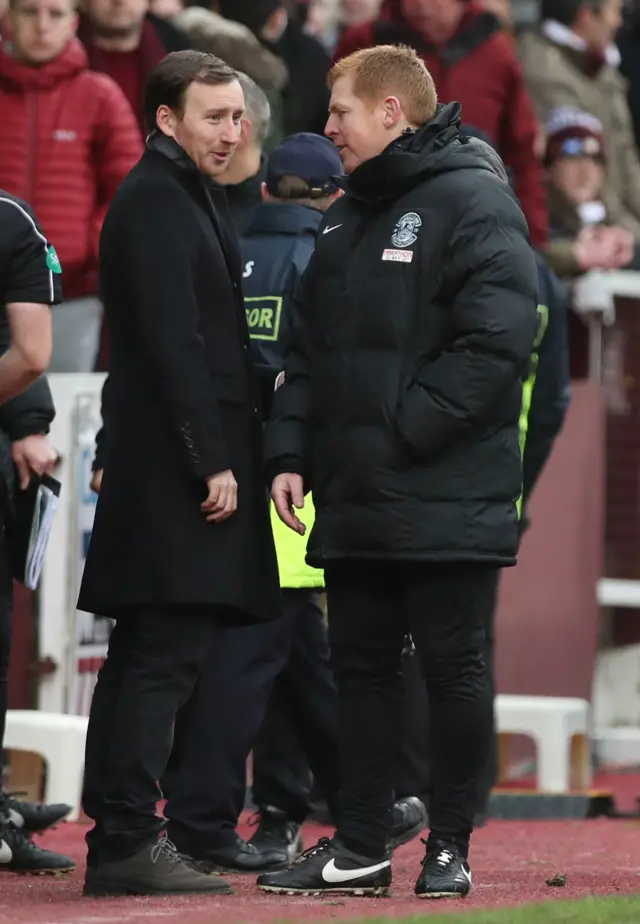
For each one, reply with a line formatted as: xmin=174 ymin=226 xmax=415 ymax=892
xmin=544 ymin=106 xmax=638 ymax=277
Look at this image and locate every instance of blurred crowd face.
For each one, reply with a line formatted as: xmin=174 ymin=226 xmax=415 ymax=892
xmin=341 ymin=0 xmax=381 ymax=25
xmin=157 ymin=79 xmax=244 ymax=179
xmin=326 ymin=74 xmax=394 ymax=173
xmin=549 ymin=155 xmax=604 ymax=205
xmin=10 ymin=0 xmax=76 ymax=63
xmin=83 ymin=0 xmax=148 ymax=38
xmin=400 ymin=0 xmax=464 ymax=41
xmin=576 ymin=0 xmax=623 ymax=52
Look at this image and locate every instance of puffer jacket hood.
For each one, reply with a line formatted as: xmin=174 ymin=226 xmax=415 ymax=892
xmin=0 ymin=37 xmax=86 ymax=90
xmin=344 ymin=101 xmax=508 ymax=204
xmin=173 ymin=8 xmax=288 ymax=92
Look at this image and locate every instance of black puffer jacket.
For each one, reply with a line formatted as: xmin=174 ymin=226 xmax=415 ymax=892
xmin=265 ymin=103 xmax=538 ymax=567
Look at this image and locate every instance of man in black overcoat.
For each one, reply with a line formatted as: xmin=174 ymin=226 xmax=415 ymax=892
xmin=78 ymin=50 xmax=281 ymax=898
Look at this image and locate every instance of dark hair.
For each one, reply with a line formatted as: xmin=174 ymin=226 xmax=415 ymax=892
xmin=143 ymin=50 xmax=238 ymax=132
xmin=540 ymin=0 xmax=608 ymax=26
xmin=217 ymin=0 xmax=284 ymax=35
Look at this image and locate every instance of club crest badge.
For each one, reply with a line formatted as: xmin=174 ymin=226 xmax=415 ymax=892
xmin=391 ymin=212 xmax=422 ymax=248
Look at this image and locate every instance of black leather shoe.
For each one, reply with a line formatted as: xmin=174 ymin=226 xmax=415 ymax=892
xmin=191 ymin=834 xmax=288 ymax=874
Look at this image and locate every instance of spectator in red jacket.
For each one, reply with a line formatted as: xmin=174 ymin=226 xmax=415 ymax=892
xmin=334 ymin=0 xmax=548 ymax=247
xmin=0 ymin=0 xmax=143 ymax=371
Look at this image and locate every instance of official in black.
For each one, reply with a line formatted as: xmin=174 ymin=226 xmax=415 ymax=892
xmin=79 ymin=51 xmax=280 ymax=898
xmin=259 ymin=46 xmax=538 ymax=899
xmin=0 ymin=190 xmax=73 ymax=874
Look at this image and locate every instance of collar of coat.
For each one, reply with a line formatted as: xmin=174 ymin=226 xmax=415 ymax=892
xmin=145 ymin=129 xmax=199 ymax=173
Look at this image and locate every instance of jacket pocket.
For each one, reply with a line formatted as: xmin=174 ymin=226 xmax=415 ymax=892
xmin=211 ymin=373 xmax=249 ymax=406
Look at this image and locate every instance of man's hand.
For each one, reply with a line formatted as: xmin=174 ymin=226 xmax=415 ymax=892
xmin=574 ymin=225 xmax=635 ymax=271
xmin=11 ymin=434 xmax=58 ymax=490
xmin=606 ymin=226 xmax=635 ymax=269
xmin=90 ymin=469 xmax=103 ymax=494
xmin=201 ymin=469 xmax=238 ymax=523
xmin=272 ymin=473 xmax=306 ymax=535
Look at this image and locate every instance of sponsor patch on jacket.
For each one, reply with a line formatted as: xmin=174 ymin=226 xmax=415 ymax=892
xmin=382 ymin=248 xmax=413 ymax=263
xmin=244 ymin=296 xmax=283 ymax=341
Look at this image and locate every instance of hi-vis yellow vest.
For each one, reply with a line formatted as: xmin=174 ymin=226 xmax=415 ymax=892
xmin=270 ymin=496 xmax=324 ymax=589
xmin=517 ymin=302 xmax=549 ymax=517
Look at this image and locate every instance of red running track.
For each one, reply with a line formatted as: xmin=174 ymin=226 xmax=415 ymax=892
xmin=1 ymin=815 xmax=640 ymax=923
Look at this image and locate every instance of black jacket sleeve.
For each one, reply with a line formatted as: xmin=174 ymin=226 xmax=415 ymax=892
xmin=0 ymin=195 xmax=63 ymax=307
xmin=522 ymin=258 xmax=571 ymax=506
xmin=0 ymin=317 xmax=54 ymax=440
xmin=263 ymin=268 xmax=313 ymax=485
xmin=117 ymin=183 xmax=231 ymax=480
xmin=395 ymin=183 xmax=539 ymax=462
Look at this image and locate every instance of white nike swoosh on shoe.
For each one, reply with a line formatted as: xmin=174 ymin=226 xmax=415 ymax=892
xmin=7 ymin=808 xmax=24 ymax=828
xmin=457 ymin=867 xmax=472 ymax=885
xmin=322 ymin=857 xmax=390 ymax=883
xmin=0 ymin=840 xmax=13 ymax=863
xmin=322 ymin=224 xmax=342 ymax=234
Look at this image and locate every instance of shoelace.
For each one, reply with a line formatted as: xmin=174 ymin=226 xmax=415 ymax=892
xmin=420 ymin=838 xmax=456 ymax=871
xmin=150 ymin=835 xmax=182 ymax=866
xmin=294 ymin=836 xmax=333 ymax=865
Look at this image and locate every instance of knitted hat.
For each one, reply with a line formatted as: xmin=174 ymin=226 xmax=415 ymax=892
xmin=544 ymin=107 xmax=605 ymax=166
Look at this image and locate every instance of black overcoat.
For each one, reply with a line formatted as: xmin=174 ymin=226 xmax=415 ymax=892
xmin=78 ymin=135 xmax=281 ymax=623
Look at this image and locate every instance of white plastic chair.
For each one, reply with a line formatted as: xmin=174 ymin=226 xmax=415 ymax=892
xmin=4 ymin=710 xmax=88 ymax=820
xmin=495 ymin=694 xmax=591 ymax=793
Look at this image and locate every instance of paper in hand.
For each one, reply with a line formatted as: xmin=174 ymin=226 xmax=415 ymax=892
xmin=8 ymin=473 xmax=61 ymax=590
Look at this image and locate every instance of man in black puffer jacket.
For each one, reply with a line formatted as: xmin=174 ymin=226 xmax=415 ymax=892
xmin=258 ymin=45 xmax=538 ymax=901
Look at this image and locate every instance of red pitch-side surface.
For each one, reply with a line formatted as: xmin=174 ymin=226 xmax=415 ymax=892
xmin=1 ymin=814 xmax=640 ymax=923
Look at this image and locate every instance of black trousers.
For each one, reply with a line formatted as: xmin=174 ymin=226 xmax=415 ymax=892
xmin=163 ymin=613 xmax=291 ymax=853
xmin=83 ymin=607 xmax=223 ymax=863
xmin=251 ymin=589 xmax=339 ymax=822
xmin=325 ymin=561 xmax=495 ymax=859
xmin=396 ymin=580 xmax=499 ymax=814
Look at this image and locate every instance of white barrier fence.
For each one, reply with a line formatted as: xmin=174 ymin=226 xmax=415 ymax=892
xmin=38 ymin=373 xmax=110 ymax=715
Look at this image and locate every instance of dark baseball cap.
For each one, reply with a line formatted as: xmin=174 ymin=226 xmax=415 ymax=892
xmin=266 ymin=132 xmax=344 ymax=197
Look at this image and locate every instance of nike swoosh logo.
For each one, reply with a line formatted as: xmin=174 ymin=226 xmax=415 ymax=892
xmin=322 ymin=858 xmax=390 ymax=883
xmin=322 ymin=224 xmax=342 ymax=235
xmin=7 ymin=808 xmax=24 ymax=828
xmin=458 ymin=867 xmax=472 ymax=885
xmin=0 ymin=840 xmax=13 ymax=863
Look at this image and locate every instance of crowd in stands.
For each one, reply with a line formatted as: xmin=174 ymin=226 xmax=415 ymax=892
xmin=0 ymin=0 xmax=638 ymax=369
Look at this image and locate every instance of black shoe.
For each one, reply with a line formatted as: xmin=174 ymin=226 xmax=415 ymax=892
xmin=415 ymin=840 xmax=472 ymax=899
xmin=257 ymin=836 xmax=391 ymax=896
xmin=0 ymin=822 xmax=75 ymax=875
xmin=190 ymin=834 xmax=288 ymax=874
xmin=5 ymin=795 xmax=71 ymax=833
xmin=248 ymin=807 xmax=303 ymax=865
xmin=83 ymin=835 xmax=233 ymax=896
xmin=389 ymin=797 xmax=428 ymax=850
